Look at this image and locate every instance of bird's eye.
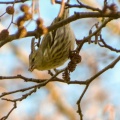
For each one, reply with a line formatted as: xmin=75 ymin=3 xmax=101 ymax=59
xmin=32 ymin=58 xmax=35 ymax=62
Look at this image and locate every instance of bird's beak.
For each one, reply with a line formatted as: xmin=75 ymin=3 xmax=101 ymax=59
xmin=28 ymin=66 xmax=34 ymax=72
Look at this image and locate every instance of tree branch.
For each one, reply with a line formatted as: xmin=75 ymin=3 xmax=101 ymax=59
xmin=0 ymin=0 xmax=29 ymax=4
xmin=98 ymin=36 xmax=120 ymax=53
xmin=76 ymin=55 xmax=120 ymax=119
xmin=0 ymin=11 xmax=120 ymax=47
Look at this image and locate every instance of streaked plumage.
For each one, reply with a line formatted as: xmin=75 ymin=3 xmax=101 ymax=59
xmin=29 ymin=3 xmax=75 ymax=71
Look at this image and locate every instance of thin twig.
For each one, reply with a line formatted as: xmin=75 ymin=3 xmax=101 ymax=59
xmin=0 ymin=68 xmax=65 ymax=98
xmin=76 ymin=18 xmax=113 ymax=52
xmin=76 ymin=55 xmax=120 ymax=119
xmin=77 ymin=85 xmax=89 ymax=120
xmin=2 ymin=87 xmax=37 ymax=102
xmin=98 ymin=36 xmax=120 ymax=53
xmin=0 ymin=0 xmax=29 ymax=4
xmin=0 ymin=101 xmax=17 ymax=120
xmin=56 ymin=0 xmax=101 ymax=12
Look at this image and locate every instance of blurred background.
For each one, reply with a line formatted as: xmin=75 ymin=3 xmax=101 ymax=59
xmin=0 ymin=0 xmax=120 ymax=120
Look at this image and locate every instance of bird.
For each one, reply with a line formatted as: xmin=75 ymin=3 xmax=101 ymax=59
xmin=29 ymin=0 xmax=75 ymax=71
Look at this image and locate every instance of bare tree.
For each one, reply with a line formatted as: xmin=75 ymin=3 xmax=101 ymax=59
xmin=0 ymin=0 xmax=120 ymax=120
